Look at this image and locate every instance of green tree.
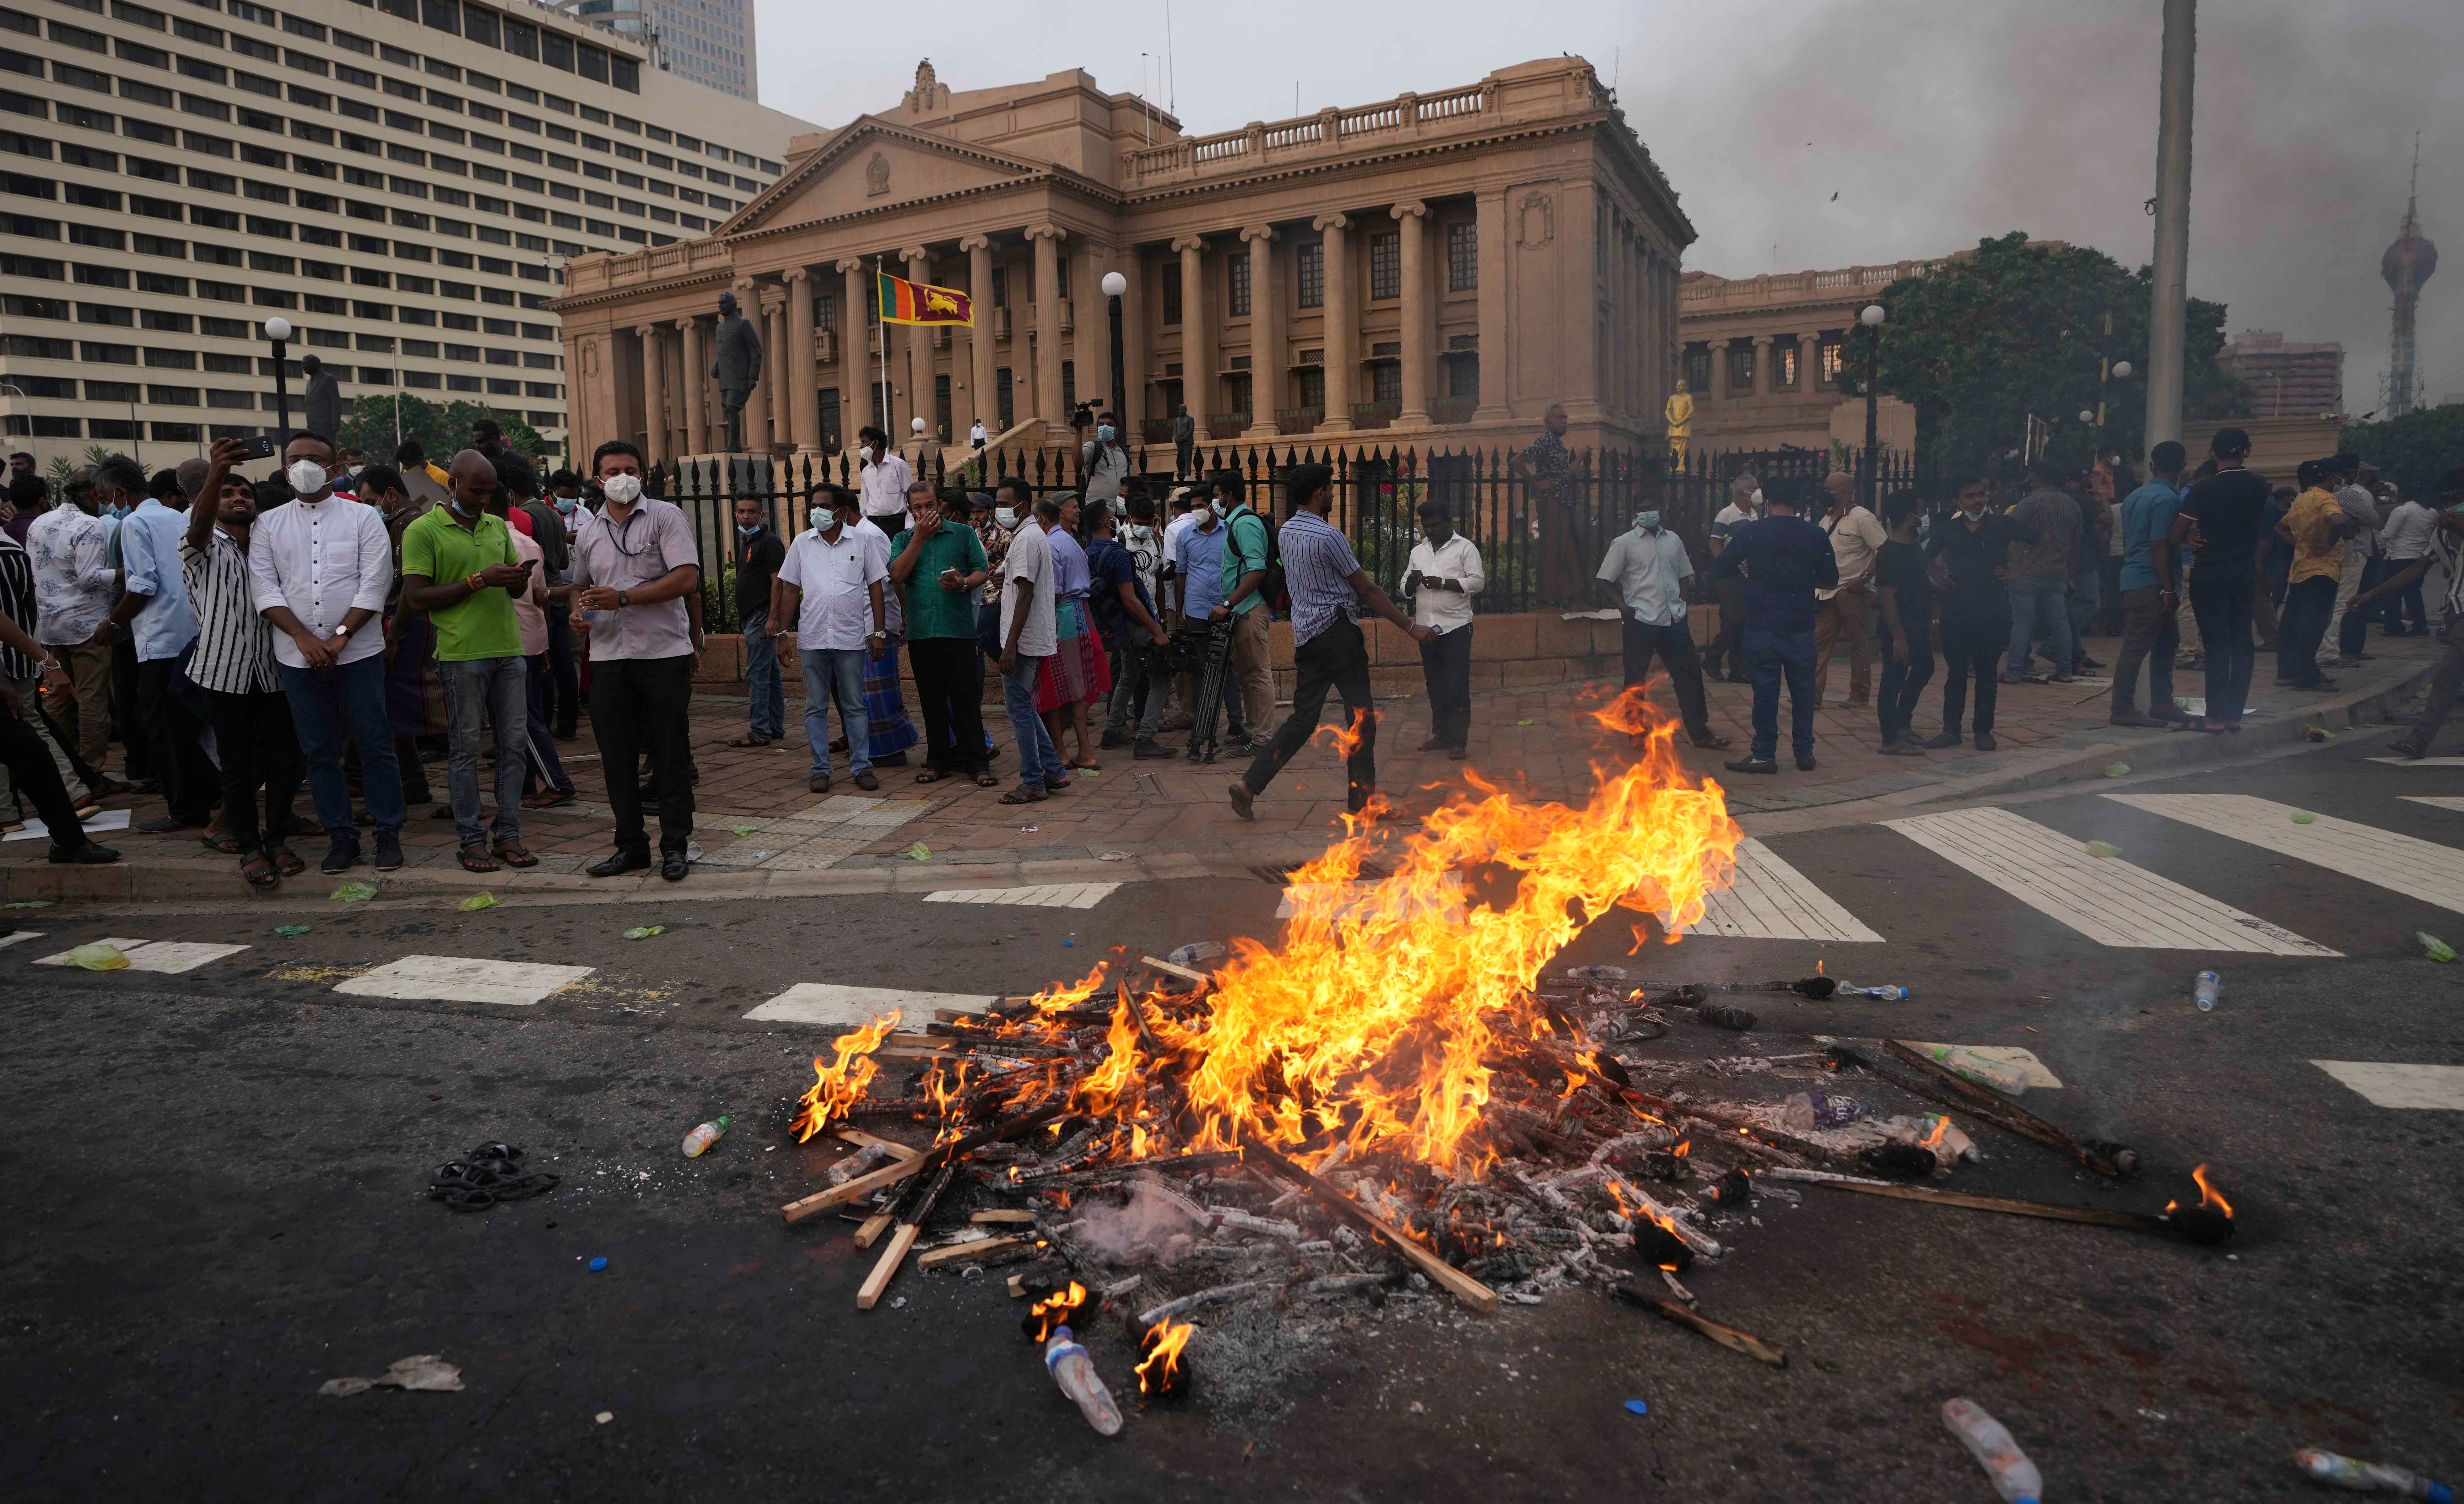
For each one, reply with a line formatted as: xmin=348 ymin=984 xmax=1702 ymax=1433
xmin=2342 ymin=405 xmax=2464 ymax=500
xmin=337 ymin=394 xmax=547 ymax=467
xmin=1872 ymin=232 xmax=2246 ymax=482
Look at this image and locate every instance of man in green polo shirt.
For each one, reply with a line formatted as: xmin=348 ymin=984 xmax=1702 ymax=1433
xmin=889 ymin=486 xmax=993 ymax=784
xmin=1216 ymin=472 xmax=1274 ymax=757
xmin=400 ymin=450 xmax=538 ymax=874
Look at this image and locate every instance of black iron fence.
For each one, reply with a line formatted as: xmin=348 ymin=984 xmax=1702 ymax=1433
xmin=647 ymin=440 xmax=1935 ymax=633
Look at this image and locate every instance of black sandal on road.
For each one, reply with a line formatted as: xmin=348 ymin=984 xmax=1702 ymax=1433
xmin=457 ymin=843 xmax=500 ymax=873
xmin=998 ymin=784 xmax=1048 ymax=805
xmin=727 ymin=733 xmax=773 ymax=749
xmin=240 ymin=851 xmax=280 ymax=889
xmin=267 ymin=843 xmax=306 ymax=877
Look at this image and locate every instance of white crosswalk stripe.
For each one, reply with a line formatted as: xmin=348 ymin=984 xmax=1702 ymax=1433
xmin=1674 ymin=838 xmax=1883 ymax=942
xmin=1885 ymin=808 xmax=2337 ymax=955
xmin=33 ymin=938 xmax=253 ymax=974
xmin=2108 ymin=794 xmax=2464 ymax=917
xmin=2368 ymin=757 xmax=2464 ymax=766
xmin=2311 ymin=1060 xmax=2464 ymax=1110
xmin=2402 ymin=796 xmax=2464 ymax=813
xmin=0 ymin=930 xmax=43 ymax=951
xmin=924 ymin=883 xmax=1120 ymax=909
xmin=745 ymin=982 xmax=996 ymax=1028
xmin=333 ymin=955 xmax=594 ymax=1006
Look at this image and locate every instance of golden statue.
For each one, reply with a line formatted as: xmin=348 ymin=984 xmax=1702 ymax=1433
xmin=1664 ymin=378 xmax=1695 ymax=467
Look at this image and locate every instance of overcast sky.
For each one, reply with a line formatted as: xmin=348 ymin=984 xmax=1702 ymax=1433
xmin=754 ymin=0 xmax=2461 ymax=414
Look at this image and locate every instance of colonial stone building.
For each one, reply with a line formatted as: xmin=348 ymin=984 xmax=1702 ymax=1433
xmin=1675 ymin=257 xmax=1936 ymax=458
xmin=549 ymin=56 xmax=1692 ymax=466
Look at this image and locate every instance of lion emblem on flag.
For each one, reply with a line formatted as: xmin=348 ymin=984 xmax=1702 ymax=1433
xmin=923 ymin=289 xmax=963 ymax=316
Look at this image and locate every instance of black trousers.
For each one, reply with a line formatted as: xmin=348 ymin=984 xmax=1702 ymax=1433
xmin=1621 ymin=619 xmax=1716 ymax=740
xmin=1878 ymin=631 xmax=1935 ymax=744
xmin=1706 ymin=578 xmax=1748 ymax=678
xmin=1938 ymin=613 xmax=2007 ymax=736
xmin=1243 ymin=619 xmax=1375 ymax=809
xmin=909 ymin=636 xmax=989 ymax=775
xmin=0 ymin=707 xmax=86 ymax=848
xmin=2278 ymin=575 xmax=2338 ymax=689
xmin=1419 ymin=624 xmax=1474 ymax=747
xmin=545 ymin=602 xmax=579 ymax=733
xmin=111 ymin=634 xmax=149 ymax=782
xmin=2188 ymin=570 xmax=2257 ymax=721
xmin=137 ymin=654 xmax=217 ymax=824
xmin=198 ymin=686 xmax=303 ymax=853
xmin=590 ymin=653 xmax=695 ymax=856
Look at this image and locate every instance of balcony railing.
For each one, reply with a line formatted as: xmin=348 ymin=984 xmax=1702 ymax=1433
xmin=815 ymin=328 xmax=836 ymax=364
xmin=1140 ymin=417 xmax=1176 ymax=444
xmin=1275 ymin=405 xmax=1324 ymax=435
xmin=1348 ymin=401 xmax=1401 ymax=430
xmin=1206 ymin=410 xmax=1251 ymax=440
xmin=991 ymin=306 xmax=1011 ymax=340
xmin=1429 ymin=396 xmax=1477 ymax=426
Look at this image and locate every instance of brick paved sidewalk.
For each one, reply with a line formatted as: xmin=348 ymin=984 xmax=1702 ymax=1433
xmin=3 ymin=630 xmax=2442 ymax=903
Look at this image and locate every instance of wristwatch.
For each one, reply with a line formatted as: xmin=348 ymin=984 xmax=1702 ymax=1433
xmin=615 ymin=589 xmax=630 ymax=609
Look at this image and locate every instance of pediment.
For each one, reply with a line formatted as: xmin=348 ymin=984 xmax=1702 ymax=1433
xmin=719 ymin=121 xmax=1045 ymax=236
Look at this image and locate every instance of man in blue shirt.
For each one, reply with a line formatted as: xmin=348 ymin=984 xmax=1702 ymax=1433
xmin=89 ymin=454 xmax=215 ymax=831
xmin=1708 ymin=478 xmax=1836 ymax=773
xmin=1167 ymin=494 xmax=1249 ymax=747
xmin=2109 ymin=440 xmax=2193 ymax=727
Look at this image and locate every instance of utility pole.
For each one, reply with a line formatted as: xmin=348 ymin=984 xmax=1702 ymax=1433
xmin=2144 ymin=0 xmax=2195 ymax=450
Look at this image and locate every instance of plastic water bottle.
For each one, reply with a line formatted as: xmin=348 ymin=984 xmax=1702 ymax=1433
xmin=1942 ymin=1398 xmax=2043 ymax=1503
xmin=1837 ymin=982 xmax=1910 ymax=1001
xmin=1919 ymin=1044 xmax=2029 ymax=1096
xmin=2293 ymin=1447 xmax=2453 ymax=1500
xmin=2193 ymin=970 xmax=2221 ymax=1013
xmin=1042 ymin=1325 xmax=1124 ymax=1436
xmin=680 ymin=1115 xmax=732 ymax=1158
xmin=1781 ymin=1091 xmax=1869 ymax=1131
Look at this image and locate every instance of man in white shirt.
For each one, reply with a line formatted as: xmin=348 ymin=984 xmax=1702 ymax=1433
xmin=2324 ymin=453 xmax=2382 ymax=666
xmin=1402 ymin=498 xmax=1483 ymax=757
xmin=1597 ymin=506 xmax=1730 ymax=751
xmin=1813 ymin=471 xmax=1888 ymax=707
xmin=774 ymin=490 xmax=885 ymax=794
xmin=93 ymin=454 xmax=216 ymax=832
xmin=855 ymin=425 xmax=915 ymax=536
xmin=996 ymin=493 xmax=1068 ymax=800
xmin=969 ymin=418 xmax=988 ymax=452
xmin=1703 ymin=473 xmax=1760 ymax=682
xmin=248 ymin=431 xmax=403 ymax=873
xmin=2377 ymin=486 xmax=2437 ymax=636
xmin=25 ymin=473 xmax=121 ymax=783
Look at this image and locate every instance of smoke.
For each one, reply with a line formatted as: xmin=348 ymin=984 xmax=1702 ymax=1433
xmin=1067 ymin=1177 xmax=1210 ymax=1265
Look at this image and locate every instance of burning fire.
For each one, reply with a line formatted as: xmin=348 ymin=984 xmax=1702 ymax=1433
xmin=1919 ymin=1117 xmax=1951 ymax=1154
xmin=2165 ymin=1162 xmax=2234 ymax=1220
xmin=1135 ymin=1318 xmax=1195 ymax=1397
xmin=1024 ymin=1281 xmax=1088 ymax=1342
xmin=787 ymin=1010 xmax=900 ymax=1141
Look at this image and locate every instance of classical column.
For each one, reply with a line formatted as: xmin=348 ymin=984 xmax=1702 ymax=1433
xmin=1749 ymin=334 xmax=1773 ymax=400
xmin=633 ymin=323 xmax=665 ymax=461
xmin=1172 ymin=235 xmax=1210 ymax=430
xmin=902 ymin=245 xmax=932 ymax=446
xmin=1239 ymin=223 xmax=1281 ymax=437
xmin=760 ymin=286 xmax=787 ymax=450
xmin=837 ymin=258 xmax=869 ymax=433
xmin=678 ymin=316 xmax=710 ymax=455
xmin=1391 ymin=200 xmax=1432 ymax=429
xmin=1029 ymin=224 xmax=1067 ymax=426
xmin=1313 ymin=212 xmax=1355 ymax=433
xmin=1798 ymin=331 xmax=1822 ymax=395
xmin=1473 ymin=188 xmax=1509 ymax=423
xmin=1705 ymin=338 xmax=1729 ymax=417
xmin=961 ymin=233 xmax=994 ymax=440
xmin=732 ymin=278 xmax=770 ymax=453
xmin=784 ymin=268 xmax=819 ymax=457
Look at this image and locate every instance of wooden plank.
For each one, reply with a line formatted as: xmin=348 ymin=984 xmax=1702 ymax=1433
xmin=1764 ymin=1168 xmax=2171 ymax=1231
xmin=852 ymin=1212 xmax=896 ymax=1248
xmin=1139 ymin=953 xmax=1212 ymax=987
xmin=970 ymin=1208 xmax=1037 ymax=1224
xmin=855 ymin=1224 xmax=920 ymax=1309
xmin=917 ymin=1233 xmax=1034 ymax=1270
xmin=835 ymin=1129 xmax=922 ymax=1160
xmin=1611 ymin=1284 xmax=1788 ymax=1366
xmin=1240 ymin=1132 xmax=1496 ymax=1315
xmin=781 ymin=1102 xmax=1064 ymax=1224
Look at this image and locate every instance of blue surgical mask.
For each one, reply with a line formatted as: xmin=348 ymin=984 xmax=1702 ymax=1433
xmin=1635 ymin=511 xmax=1662 ymax=533
xmin=1096 ymin=425 xmax=1115 ymax=442
xmin=554 ymin=495 xmax=577 ymax=515
xmin=736 ymin=522 xmax=761 ymax=537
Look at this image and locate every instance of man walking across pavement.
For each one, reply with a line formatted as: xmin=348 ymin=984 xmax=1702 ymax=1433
xmin=1873 ymin=492 xmax=1936 ymax=755
xmin=775 ymin=489 xmax=884 ymax=795
xmin=2276 ymin=459 xmax=2354 ymax=694
xmin=2323 ymin=454 xmax=2382 ymax=668
xmin=996 ymin=493 xmax=1071 ymax=804
xmin=1710 ymin=477 xmax=1835 ymax=774
xmin=0 ymin=605 xmax=117 ymax=865
xmin=2108 ymin=441 xmax=2194 ymax=728
xmin=2170 ymin=427 xmax=2269 ymax=734
xmin=1405 ymin=497 xmax=1485 ymax=758
xmin=730 ymin=495 xmax=786 ymax=749
xmin=2003 ymin=458 xmax=2080 ymax=685
xmin=1812 ymin=470 xmax=1886 ymax=708
xmin=890 ymin=486 xmax=994 ymax=786
xmin=1924 ymin=476 xmax=2036 ymax=751
xmin=1596 ymin=499 xmax=1728 ymax=752
xmin=2353 ymin=469 xmax=2464 ymax=759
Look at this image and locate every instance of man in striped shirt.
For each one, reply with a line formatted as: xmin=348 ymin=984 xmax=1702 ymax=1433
xmin=1227 ymin=463 xmax=1432 ymax=820
xmin=183 ymin=440 xmax=305 ymax=887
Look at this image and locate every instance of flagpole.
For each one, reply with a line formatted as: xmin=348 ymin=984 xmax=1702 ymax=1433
xmin=873 ymin=253 xmax=891 ymax=447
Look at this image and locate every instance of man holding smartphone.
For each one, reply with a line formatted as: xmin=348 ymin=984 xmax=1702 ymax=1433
xmin=397 ymin=450 xmax=538 ymax=873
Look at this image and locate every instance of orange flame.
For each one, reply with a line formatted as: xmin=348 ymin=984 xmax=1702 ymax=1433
xmin=1136 ymin=1318 xmax=1195 ymax=1395
xmin=787 ymin=1009 xmax=900 ymax=1141
xmin=1919 ymin=1117 xmax=1951 ymax=1153
xmin=2167 ymin=1162 xmax=2234 ymax=1219
xmin=1672 ymin=1138 xmax=1690 ymax=1158
xmin=1026 ymin=1281 xmax=1087 ymax=1342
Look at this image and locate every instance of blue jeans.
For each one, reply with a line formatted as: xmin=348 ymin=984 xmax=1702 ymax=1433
xmin=1744 ymin=626 xmax=1817 ymax=761
xmin=1003 ymin=653 xmax=1068 ymax=789
xmin=2066 ymin=567 xmax=2099 ymax=662
xmin=742 ymin=606 xmax=784 ymax=739
xmin=281 ymin=653 xmax=404 ymax=839
xmin=438 ymin=655 xmax=529 ymax=847
xmin=2006 ymin=575 xmax=2074 ymax=678
xmin=800 ymin=647 xmax=869 ymax=778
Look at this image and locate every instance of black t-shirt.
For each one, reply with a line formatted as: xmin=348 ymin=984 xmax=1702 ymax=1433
xmin=734 ymin=526 xmax=785 ymax=616
xmin=1876 ymin=537 xmax=1933 ymax=628
xmin=1925 ymin=512 xmax=2036 ymax=620
xmin=2177 ymin=467 xmax=2270 ymax=577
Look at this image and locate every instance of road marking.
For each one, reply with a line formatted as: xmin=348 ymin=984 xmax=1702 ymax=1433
xmin=1671 ymin=838 xmax=1883 ymax=942
xmin=2402 ymin=797 xmax=2464 ymax=812
xmin=33 ymin=937 xmax=252 ymax=973
xmin=333 ymin=955 xmax=594 ymax=1006
xmin=1885 ymin=807 xmax=2338 ymax=955
xmin=3 ymin=808 xmax=133 ymax=841
xmin=1277 ymin=874 xmax=1466 ymax=922
xmin=745 ymin=982 xmax=998 ymax=1028
xmin=924 ymin=883 xmax=1119 ymax=909
xmin=1900 ymin=1043 xmax=2063 ymax=1088
xmin=2108 ymin=793 xmax=2464 ymax=917
xmin=2310 ymin=1060 xmax=2464 ymax=1110
xmin=2369 ymin=757 xmax=2464 ymax=766
xmin=0 ymin=930 xmax=42 ymax=951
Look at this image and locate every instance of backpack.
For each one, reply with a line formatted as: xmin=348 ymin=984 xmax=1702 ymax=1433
xmin=1227 ymin=504 xmax=1286 ymax=613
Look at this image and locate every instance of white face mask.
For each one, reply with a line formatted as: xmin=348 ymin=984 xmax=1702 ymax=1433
xmin=1749 ymin=489 xmax=1764 ymax=508
xmin=600 ymin=473 xmax=643 ymax=506
xmin=808 ymin=506 xmax=829 ymax=534
xmin=286 ymin=459 xmax=329 ymax=495
xmin=860 ymin=445 xmax=876 ymax=463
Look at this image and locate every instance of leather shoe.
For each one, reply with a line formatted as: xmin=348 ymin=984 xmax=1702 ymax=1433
xmin=320 ymin=838 xmax=361 ymax=874
xmin=1133 ymin=738 xmax=1175 ymax=759
xmin=1722 ymin=755 xmax=1778 ymax=775
xmin=1795 ymin=754 xmax=1817 ymax=771
xmin=138 ymin=815 xmax=203 ymax=834
xmin=853 ymin=771 xmax=879 ymax=791
xmin=373 ymin=831 xmax=404 ymax=871
xmin=659 ymin=849 xmax=690 ymax=882
xmin=588 ymin=849 xmax=652 ymax=879
xmin=808 ymin=772 xmax=832 ymax=793
xmin=1922 ymin=731 xmax=1964 ymax=749
xmin=48 ymin=841 xmax=120 ymax=864
xmin=1974 ymin=732 xmax=1998 ymax=751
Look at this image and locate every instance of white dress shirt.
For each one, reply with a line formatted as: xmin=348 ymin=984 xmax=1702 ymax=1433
xmin=859 ymin=452 xmax=914 ymax=522
xmin=777 ymin=524 xmax=883 ymax=650
xmin=26 ymin=504 xmax=117 ymax=646
xmin=248 ymin=493 xmax=394 ymax=669
xmin=1596 ymin=527 xmax=1692 ymax=626
xmin=1404 ymin=533 xmax=1484 ymax=634
xmin=2381 ymin=498 xmax=2436 ymax=560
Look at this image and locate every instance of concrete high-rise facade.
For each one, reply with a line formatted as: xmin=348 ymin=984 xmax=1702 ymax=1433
xmin=0 ymin=0 xmax=812 ymax=462
xmin=561 ymin=0 xmax=752 ymax=101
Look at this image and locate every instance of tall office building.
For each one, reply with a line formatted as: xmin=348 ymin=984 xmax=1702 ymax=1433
xmin=0 ymin=0 xmax=811 ymax=461
xmin=560 ymin=0 xmax=751 ymax=101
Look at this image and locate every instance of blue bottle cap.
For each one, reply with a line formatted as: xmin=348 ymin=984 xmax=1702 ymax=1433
xmin=1624 ymin=1399 xmax=1649 ymax=1416
xmin=588 ymin=1256 xmax=608 ymax=1271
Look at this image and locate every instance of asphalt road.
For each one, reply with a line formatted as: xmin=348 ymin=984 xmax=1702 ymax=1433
xmin=3 ymin=738 xmax=2460 ymax=1501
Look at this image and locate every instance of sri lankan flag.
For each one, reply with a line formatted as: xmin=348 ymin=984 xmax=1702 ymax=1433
xmin=877 ymin=269 xmax=973 ymax=326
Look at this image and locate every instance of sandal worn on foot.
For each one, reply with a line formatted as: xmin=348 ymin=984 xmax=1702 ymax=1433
xmin=726 ymin=733 xmax=773 ymax=749
xmin=998 ymin=784 xmax=1048 ymax=804
xmin=493 ymin=841 xmax=538 ymax=868
xmin=914 ymin=767 xmax=951 ymax=784
xmin=267 ymin=843 xmax=306 ymax=876
xmin=240 ymin=851 xmax=281 ymax=888
xmin=973 ymin=771 xmax=1001 ymax=787
xmin=457 ymin=843 xmax=501 ymax=873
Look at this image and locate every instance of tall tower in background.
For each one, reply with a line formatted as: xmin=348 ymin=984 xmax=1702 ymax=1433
xmin=2382 ymin=137 xmax=2438 ymax=417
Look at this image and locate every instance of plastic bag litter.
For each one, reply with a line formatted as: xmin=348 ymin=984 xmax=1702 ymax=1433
xmin=1516 ymin=719 xmax=1535 ymax=727
xmin=2103 ymin=762 xmax=2131 ymax=778
xmin=2419 ymin=932 xmax=2455 ymax=963
xmin=318 ymin=1354 xmax=464 ymax=1396
xmin=63 ymin=942 xmax=129 ymax=971
xmin=274 ymin=925 xmax=311 ymax=936
xmin=2084 ymin=840 xmax=2122 ymax=858
xmin=730 ymin=825 xmax=758 ymax=836
xmin=623 ymin=925 xmax=665 ymax=940
xmin=908 ymin=842 xmax=932 ymax=861
xmin=2290 ymin=810 xmax=2317 ymax=824
xmin=457 ymin=892 xmax=500 ymax=912
xmin=2 ymin=899 xmax=53 ymax=909
xmin=331 ymin=882 xmax=379 ymax=902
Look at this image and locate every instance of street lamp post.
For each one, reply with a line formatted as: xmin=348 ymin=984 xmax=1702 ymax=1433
xmin=1859 ymin=304 xmax=1884 ymax=508
xmin=263 ymin=316 xmax=294 ymax=451
xmin=1100 ymin=270 xmax=1127 ymax=451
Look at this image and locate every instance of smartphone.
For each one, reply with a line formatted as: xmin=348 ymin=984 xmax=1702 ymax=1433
xmin=237 ymin=433 xmax=278 ymax=460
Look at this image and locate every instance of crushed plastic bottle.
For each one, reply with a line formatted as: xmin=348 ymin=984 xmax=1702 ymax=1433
xmin=2418 ymin=933 xmax=2456 ymax=964
xmin=1921 ymin=1114 xmax=1980 ymax=1162
xmin=1165 ymin=940 xmax=1227 ymax=969
xmin=2194 ymin=969 xmax=2222 ymax=1012
xmin=825 ymin=1142 xmax=894 ymax=1185
xmin=622 ymin=925 xmax=665 ymax=940
xmin=681 ymin=1115 xmax=732 ymax=1158
xmin=2292 ymin=1447 xmax=2453 ymax=1500
xmin=1836 ymin=982 xmax=1910 ymax=1001
xmin=1942 ymin=1397 xmax=2043 ymax=1504
xmin=62 ymin=942 xmax=130 ymax=971
xmin=1918 ymin=1043 xmax=2029 ymax=1096
xmin=1043 ymin=1324 xmax=1124 ymax=1436
xmin=1781 ymin=1090 xmax=1869 ymax=1131
xmin=2103 ymin=761 xmax=2131 ymax=778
